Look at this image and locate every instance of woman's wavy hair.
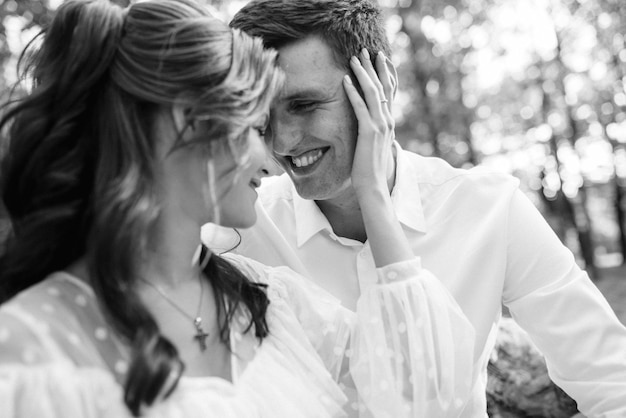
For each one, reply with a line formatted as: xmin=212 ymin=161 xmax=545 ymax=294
xmin=0 ymin=0 xmax=282 ymax=414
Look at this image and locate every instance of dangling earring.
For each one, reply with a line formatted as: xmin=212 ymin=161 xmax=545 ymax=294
xmin=204 ymin=145 xmax=221 ymax=226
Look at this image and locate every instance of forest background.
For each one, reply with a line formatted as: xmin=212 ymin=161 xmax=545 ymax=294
xmin=3 ymin=0 xmax=624 ymax=278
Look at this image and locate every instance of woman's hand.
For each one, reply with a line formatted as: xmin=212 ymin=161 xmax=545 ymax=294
xmin=343 ymin=48 xmax=396 ymax=195
xmin=343 ymin=50 xmax=413 ymax=267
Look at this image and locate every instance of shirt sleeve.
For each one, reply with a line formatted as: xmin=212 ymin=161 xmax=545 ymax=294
xmin=503 ymin=189 xmax=626 ymax=417
xmin=349 ymin=258 xmax=475 ymax=417
xmin=264 ymin=257 xmax=476 ymax=417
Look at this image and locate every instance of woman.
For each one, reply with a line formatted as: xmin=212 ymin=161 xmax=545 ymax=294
xmin=0 ymin=0 xmax=474 ymax=416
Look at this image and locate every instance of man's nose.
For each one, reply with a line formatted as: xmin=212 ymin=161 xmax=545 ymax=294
xmin=270 ymin=114 xmax=303 ymax=156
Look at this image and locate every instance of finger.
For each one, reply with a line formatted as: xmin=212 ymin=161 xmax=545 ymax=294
xmin=375 ymin=51 xmax=393 ymax=113
xmin=342 ymin=74 xmax=373 ymax=133
xmin=349 ymin=54 xmax=385 ymax=121
xmin=359 ymin=48 xmax=385 ymax=100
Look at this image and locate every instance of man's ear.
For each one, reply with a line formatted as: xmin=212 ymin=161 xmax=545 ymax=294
xmin=385 ymin=55 xmax=399 ymax=100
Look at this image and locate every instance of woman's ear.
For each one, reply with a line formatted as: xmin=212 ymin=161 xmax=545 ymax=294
xmin=171 ymin=104 xmax=190 ymax=133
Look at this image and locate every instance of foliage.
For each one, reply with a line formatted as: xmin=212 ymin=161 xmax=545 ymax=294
xmin=487 ymin=318 xmax=579 ymax=417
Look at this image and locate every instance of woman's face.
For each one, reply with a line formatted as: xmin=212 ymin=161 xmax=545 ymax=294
xmin=159 ymin=111 xmax=269 ymax=229
xmin=209 ymin=124 xmax=268 ymax=228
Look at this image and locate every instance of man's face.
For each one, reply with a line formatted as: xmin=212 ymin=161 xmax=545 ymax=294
xmin=269 ymin=36 xmax=358 ymax=201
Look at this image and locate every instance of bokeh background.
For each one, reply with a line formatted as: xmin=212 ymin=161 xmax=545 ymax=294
xmin=0 ymin=1 xmax=625 ymax=415
xmin=2 ymin=0 xmax=624 ymax=277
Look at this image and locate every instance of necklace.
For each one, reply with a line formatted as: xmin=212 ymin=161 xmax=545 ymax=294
xmin=141 ymin=275 xmax=210 ymax=352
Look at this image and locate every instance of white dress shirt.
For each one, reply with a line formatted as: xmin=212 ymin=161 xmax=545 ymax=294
xmin=203 ymin=143 xmax=626 ymax=417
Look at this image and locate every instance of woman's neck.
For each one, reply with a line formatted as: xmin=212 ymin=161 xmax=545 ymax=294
xmin=143 ymin=210 xmax=207 ymax=287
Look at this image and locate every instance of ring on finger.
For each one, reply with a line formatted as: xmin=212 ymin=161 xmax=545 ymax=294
xmin=380 ymin=98 xmax=388 ymax=103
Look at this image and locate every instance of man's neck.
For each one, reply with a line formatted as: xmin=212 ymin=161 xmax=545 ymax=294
xmin=316 ymin=193 xmax=367 ymax=242
xmin=315 ymin=146 xmax=398 ymax=243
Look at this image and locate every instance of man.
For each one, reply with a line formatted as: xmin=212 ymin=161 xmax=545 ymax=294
xmin=205 ymin=0 xmax=626 ymax=416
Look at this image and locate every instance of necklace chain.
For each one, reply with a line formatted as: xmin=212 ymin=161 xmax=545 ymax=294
xmin=140 ymin=273 xmax=210 ymax=352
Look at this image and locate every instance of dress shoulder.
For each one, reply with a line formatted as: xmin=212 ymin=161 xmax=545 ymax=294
xmin=0 ymin=273 xmax=128 ymax=374
xmin=0 ymin=274 xmax=132 ymax=417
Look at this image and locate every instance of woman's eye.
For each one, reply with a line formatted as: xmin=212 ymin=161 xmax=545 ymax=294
xmin=255 ymin=127 xmax=266 ymax=137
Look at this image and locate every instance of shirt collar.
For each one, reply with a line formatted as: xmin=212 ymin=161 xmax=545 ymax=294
xmin=293 ymin=188 xmax=333 ymax=248
xmin=291 ymin=141 xmax=428 ymax=247
xmin=390 ymin=141 xmax=427 ymax=234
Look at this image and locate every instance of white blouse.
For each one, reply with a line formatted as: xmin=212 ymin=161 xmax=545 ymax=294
xmin=0 ymin=254 xmax=475 ymax=417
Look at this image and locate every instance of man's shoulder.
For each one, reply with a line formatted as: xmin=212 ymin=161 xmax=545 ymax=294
xmin=401 ymin=149 xmax=519 ymax=193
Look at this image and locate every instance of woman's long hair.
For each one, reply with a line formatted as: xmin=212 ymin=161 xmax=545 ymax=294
xmin=0 ymin=0 xmax=282 ymax=414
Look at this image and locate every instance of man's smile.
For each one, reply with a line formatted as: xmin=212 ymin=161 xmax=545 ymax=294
xmin=291 ymin=148 xmax=325 ymax=167
xmin=280 ymin=147 xmax=330 ymax=175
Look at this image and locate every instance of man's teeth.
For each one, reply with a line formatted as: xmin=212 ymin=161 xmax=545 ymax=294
xmin=292 ymin=149 xmax=323 ymax=168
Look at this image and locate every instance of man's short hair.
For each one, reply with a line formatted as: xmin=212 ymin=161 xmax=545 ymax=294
xmin=230 ymin=0 xmax=391 ymax=69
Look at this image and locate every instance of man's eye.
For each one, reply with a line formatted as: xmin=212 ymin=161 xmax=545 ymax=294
xmin=289 ymin=101 xmax=316 ymax=112
xmin=256 ymin=127 xmax=266 ymax=137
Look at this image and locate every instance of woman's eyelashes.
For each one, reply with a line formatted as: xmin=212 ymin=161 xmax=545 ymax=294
xmin=254 ymin=122 xmax=272 ymax=144
xmin=254 ymin=114 xmax=270 ymax=137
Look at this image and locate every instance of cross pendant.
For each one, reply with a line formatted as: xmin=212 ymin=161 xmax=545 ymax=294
xmin=193 ymin=317 xmax=209 ymax=352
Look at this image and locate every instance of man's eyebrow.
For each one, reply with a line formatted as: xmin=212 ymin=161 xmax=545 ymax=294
xmin=279 ymin=85 xmax=343 ymax=102
xmin=279 ymin=89 xmax=327 ymax=101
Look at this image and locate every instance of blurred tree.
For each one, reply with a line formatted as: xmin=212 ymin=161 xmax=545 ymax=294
xmin=0 ymin=1 xmax=52 ymax=99
xmin=386 ymin=0 xmax=480 ymax=167
xmin=544 ymin=15 xmax=597 ymax=276
xmin=589 ymin=0 xmax=626 ymax=263
xmin=388 ymin=0 xmax=626 ymax=271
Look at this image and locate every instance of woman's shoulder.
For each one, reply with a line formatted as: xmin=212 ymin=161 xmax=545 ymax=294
xmin=0 ymin=272 xmax=124 ymax=370
xmin=0 ymin=274 xmax=131 ymax=416
xmin=2 ymin=272 xmax=92 ymax=315
xmin=0 ymin=273 xmax=81 ymax=355
xmin=0 ymin=272 xmax=94 ymax=338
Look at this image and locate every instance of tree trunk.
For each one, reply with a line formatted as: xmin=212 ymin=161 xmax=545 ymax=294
xmin=615 ymin=179 xmax=626 ymax=264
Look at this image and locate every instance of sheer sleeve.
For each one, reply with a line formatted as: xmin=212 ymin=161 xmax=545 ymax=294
xmin=230 ymin=254 xmax=475 ymax=417
xmin=349 ymin=258 xmax=475 ymax=416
